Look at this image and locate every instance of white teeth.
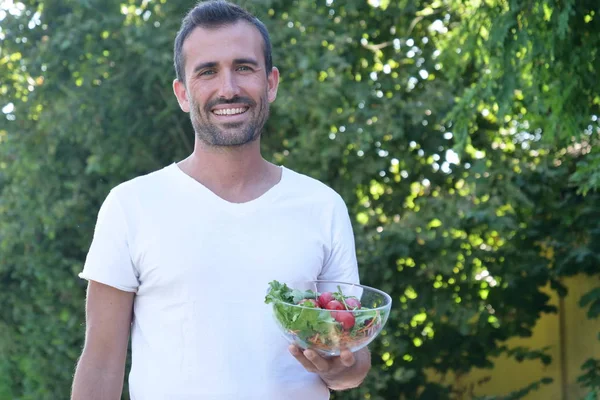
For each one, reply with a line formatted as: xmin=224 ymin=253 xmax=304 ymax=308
xmin=213 ymin=107 xmax=247 ymax=116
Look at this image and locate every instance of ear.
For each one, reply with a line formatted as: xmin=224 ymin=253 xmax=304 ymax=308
xmin=173 ymin=78 xmax=191 ymax=113
xmin=267 ymin=67 xmax=279 ymax=103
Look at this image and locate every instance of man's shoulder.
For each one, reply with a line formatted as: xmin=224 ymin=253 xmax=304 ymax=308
xmin=282 ymin=166 xmax=345 ymax=205
xmin=110 ymin=163 xmax=176 ymax=200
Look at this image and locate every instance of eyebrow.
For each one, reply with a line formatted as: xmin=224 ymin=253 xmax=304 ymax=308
xmin=233 ymin=58 xmax=259 ymax=67
xmin=192 ymin=58 xmax=260 ymax=74
xmin=193 ymin=61 xmax=217 ymax=75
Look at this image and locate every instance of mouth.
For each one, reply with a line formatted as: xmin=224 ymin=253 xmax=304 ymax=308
xmin=211 ymin=106 xmax=250 ymax=117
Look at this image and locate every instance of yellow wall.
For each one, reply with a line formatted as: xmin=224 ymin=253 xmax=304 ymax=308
xmin=428 ymin=275 xmax=600 ymax=399
xmin=562 ymin=276 xmax=600 ymax=399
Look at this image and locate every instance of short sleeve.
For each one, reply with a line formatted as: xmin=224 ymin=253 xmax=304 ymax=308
xmin=318 ymin=195 xmax=360 ymax=284
xmin=78 ymin=189 xmax=140 ymax=292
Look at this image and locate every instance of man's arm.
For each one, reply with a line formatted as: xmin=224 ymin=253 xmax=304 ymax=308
xmin=71 ymin=280 xmax=135 ymax=400
xmin=289 ymin=346 xmax=372 ymax=391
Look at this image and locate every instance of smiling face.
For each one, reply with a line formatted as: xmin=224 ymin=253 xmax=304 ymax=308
xmin=173 ymin=21 xmax=279 ymax=148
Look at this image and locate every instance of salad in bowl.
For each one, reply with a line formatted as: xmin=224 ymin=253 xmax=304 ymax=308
xmin=265 ymin=280 xmax=392 ymax=356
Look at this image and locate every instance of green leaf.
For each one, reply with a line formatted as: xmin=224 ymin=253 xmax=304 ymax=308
xmin=580 ymin=288 xmax=600 ymax=319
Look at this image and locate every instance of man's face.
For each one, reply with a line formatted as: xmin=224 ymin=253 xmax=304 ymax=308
xmin=174 ymin=21 xmax=279 ymax=147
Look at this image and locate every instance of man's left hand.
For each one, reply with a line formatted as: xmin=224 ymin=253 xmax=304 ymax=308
xmin=289 ymin=345 xmax=371 ymax=390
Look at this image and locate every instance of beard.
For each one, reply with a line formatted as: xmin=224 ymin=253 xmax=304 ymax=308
xmin=189 ymin=93 xmax=269 ymax=147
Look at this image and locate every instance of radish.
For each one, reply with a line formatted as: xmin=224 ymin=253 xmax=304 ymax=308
xmin=325 ymin=300 xmax=345 ymax=311
xmin=298 ymin=299 xmax=319 ymax=308
xmin=318 ymin=292 xmax=334 ymax=308
xmin=345 ymin=298 xmax=361 ymax=310
xmin=333 ymin=311 xmax=355 ymax=330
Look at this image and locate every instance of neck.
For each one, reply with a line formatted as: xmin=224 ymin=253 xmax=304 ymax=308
xmin=177 ymin=138 xmax=280 ymax=203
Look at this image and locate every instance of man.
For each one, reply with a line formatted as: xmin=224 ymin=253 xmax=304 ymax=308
xmin=71 ymin=1 xmax=371 ymax=399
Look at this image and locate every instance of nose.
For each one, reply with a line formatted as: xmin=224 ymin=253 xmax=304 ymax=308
xmin=217 ymin=70 xmax=240 ymax=100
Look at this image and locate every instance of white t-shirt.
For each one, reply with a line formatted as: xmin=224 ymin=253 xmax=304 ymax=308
xmin=79 ymin=163 xmax=359 ymax=400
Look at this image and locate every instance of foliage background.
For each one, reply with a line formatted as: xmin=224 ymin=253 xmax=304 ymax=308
xmin=0 ymin=0 xmax=598 ymax=399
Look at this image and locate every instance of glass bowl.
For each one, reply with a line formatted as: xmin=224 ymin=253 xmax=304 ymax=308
xmin=265 ymin=280 xmax=392 ymax=357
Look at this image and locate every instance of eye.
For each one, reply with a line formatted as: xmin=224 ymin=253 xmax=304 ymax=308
xmin=199 ymin=69 xmax=215 ymax=77
xmin=237 ymin=65 xmax=253 ymax=72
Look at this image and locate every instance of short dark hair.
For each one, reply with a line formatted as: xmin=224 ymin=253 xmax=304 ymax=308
xmin=173 ymin=0 xmax=273 ymax=83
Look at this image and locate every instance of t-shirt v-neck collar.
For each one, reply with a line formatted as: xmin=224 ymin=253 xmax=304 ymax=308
xmin=168 ymin=162 xmax=285 ymax=214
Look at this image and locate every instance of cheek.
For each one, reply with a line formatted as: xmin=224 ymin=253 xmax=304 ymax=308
xmin=190 ymin=96 xmax=207 ymax=114
xmin=188 ymin=83 xmax=210 ymax=104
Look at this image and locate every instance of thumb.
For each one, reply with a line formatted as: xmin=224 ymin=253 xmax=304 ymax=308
xmin=339 ymin=350 xmax=355 ymax=367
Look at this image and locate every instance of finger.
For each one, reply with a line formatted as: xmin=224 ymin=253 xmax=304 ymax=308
xmin=339 ymin=349 xmax=356 ymax=367
xmin=289 ymin=345 xmax=318 ymax=373
xmin=303 ymin=349 xmax=331 ymax=372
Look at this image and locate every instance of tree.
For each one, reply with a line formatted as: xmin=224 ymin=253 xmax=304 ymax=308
xmin=436 ymin=0 xmax=600 ymax=195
